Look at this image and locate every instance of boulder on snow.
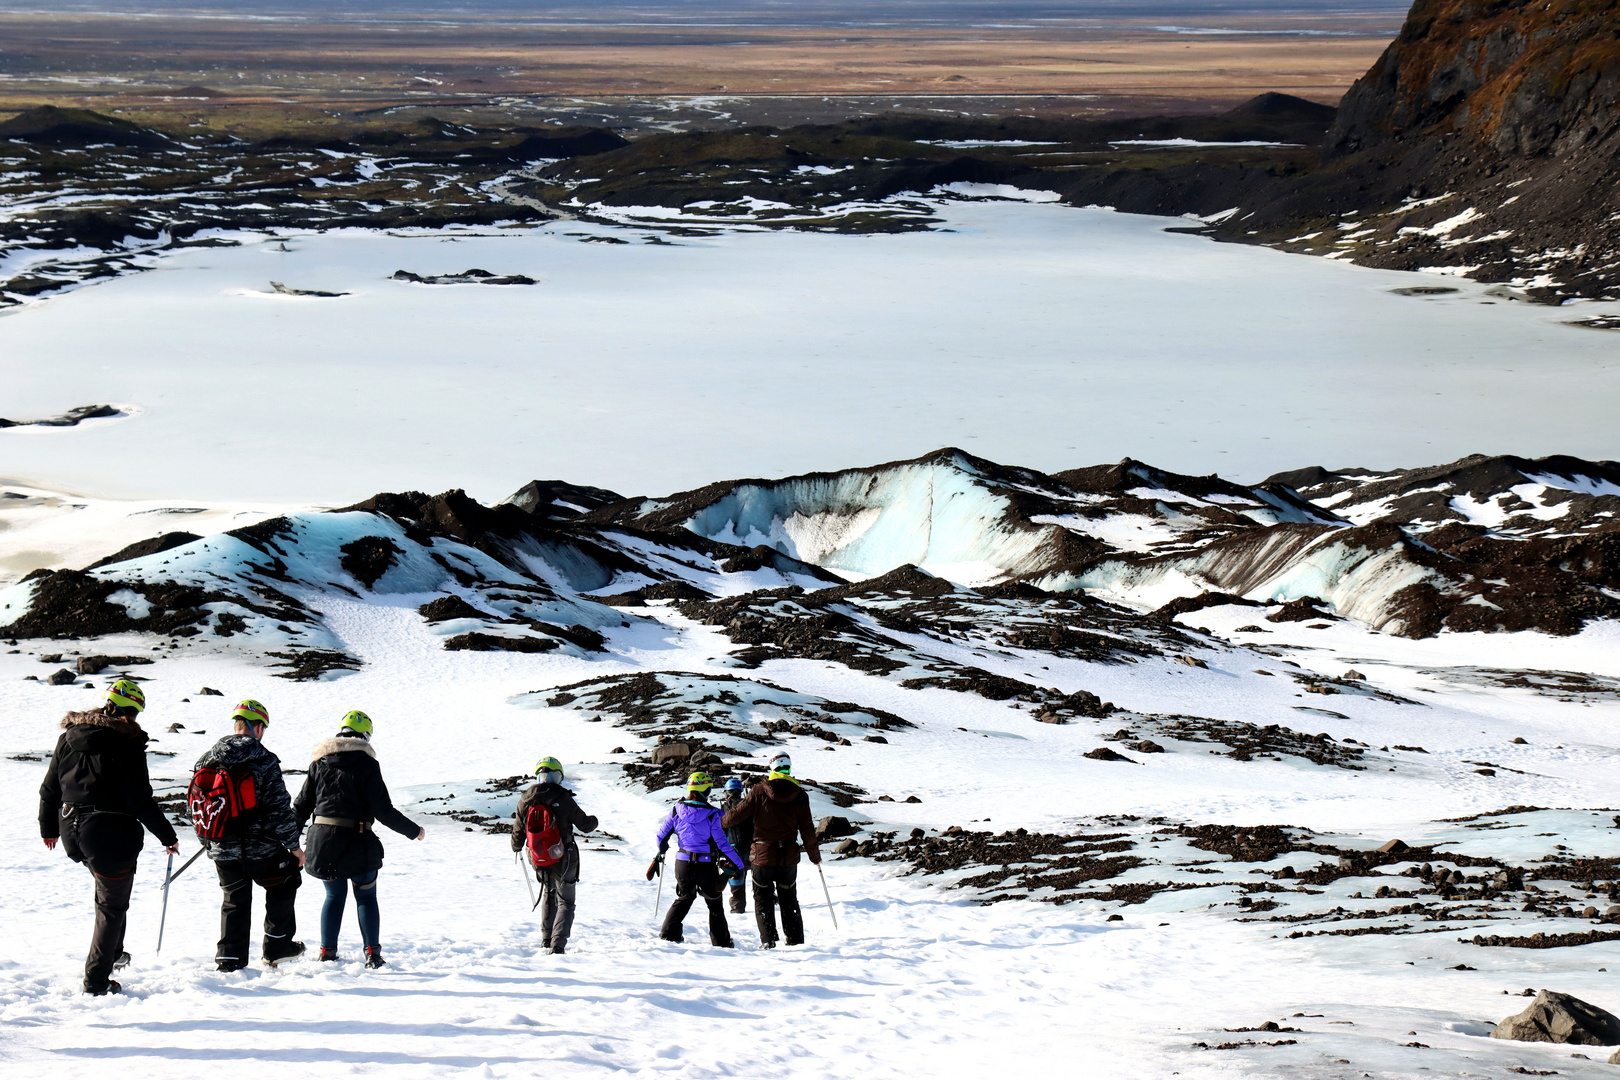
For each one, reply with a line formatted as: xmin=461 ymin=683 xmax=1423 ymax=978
xmin=1491 ymin=990 xmax=1620 ymax=1045
xmin=418 ymin=595 xmax=489 ymax=623
xmin=651 ymin=742 xmax=692 ymax=764
xmin=816 ymin=815 xmax=859 ymax=840
xmin=76 ymin=654 xmax=153 ymax=675
xmin=1130 ymin=740 xmax=1165 ymax=754
xmin=46 ymin=668 xmax=76 ymax=685
xmin=1085 ymin=746 xmax=1135 ymax=762
xmin=1376 ymin=839 xmax=1409 ymax=855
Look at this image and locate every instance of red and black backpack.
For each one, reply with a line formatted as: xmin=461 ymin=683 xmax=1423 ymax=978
xmin=188 ymin=764 xmax=259 ymax=841
xmin=526 ymin=800 xmax=565 ymax=868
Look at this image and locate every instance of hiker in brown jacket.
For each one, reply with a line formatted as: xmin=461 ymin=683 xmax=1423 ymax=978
xmin=721 ymin=752 xmax=820 ymax=948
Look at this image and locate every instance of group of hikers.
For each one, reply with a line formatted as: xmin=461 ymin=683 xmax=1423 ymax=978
xmin=37 ymin=680 xmax=823 ymax=995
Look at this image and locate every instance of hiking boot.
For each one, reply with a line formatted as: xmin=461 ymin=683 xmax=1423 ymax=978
xmin=216 ymin=959 xmax=246 ymax=973
xmin=319 ymin=946 xmax=340 ymax=962
xmin=541 ymin=938 xmax=552 ymax=951
xmin=264 ymin=940 xmax=306 ymax=966
xmin=363 ymin=945 xmax=385 ymax=969
xmin=112 ymin=951 xmax=131 ymax=971
xmin=549 ymin=943 xmax=566 ymax=955
xmin=84 ymin=979 xmax=120 ymax=996
xmin=760 ymin=939 xmax=777 ymax=950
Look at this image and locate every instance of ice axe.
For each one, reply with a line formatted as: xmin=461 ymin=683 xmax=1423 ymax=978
xmin=816 ymin=863 xmax=838 ymax=929
xmin=155 ymin=846 xmax=205 ymax=955
xmin=515 ymin=849 xmax=537 ymax=910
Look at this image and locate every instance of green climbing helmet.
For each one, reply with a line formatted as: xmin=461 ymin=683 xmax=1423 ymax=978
xmin=232 ymin=699 xmax=270 ymax=728
xmin=686 ymin=770 xmax=713 ymax=794
xmin=339 ymin=710 xmax=373 ymax=736
xmin=535 ymin=756 xmax=563 ymax=781
xmin=106 ymin=679 xmax=146 ymax=713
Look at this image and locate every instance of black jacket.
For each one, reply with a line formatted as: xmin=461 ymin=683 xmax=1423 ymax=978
xmin=720 ymin=788 xmax=753 ymax=867
xmin=38 ymin=709 xmax=178 ymax=849
xmin=292 ymin=733 xmax=418 ymax=880
xmin=511 ymin=781 xmax=598 ymax=883
xmin=193 ymin=733 xmax=300 ymax=863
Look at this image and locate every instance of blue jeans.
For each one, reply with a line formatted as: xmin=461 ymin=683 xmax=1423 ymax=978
xmin=321 ymin=870 xmax=380 ymax=951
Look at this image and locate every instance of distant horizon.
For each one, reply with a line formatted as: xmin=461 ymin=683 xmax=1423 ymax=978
xmin=0 ymin=0 xmax=1417 ymax=20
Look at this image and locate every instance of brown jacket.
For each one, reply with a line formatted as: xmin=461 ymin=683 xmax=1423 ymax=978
xmin=722 ymin=778 xmax=820 ymax=867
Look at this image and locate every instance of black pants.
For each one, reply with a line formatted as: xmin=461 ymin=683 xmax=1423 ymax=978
xmin=61 ymin=808 xmax=143 ymax=992
xmin=660 ymin=859 xmax=732 ymax=947
xmin=215 ymin=851 xmax=301 ymax=964
xmin=753 ymin=863 xmax=805 ymax=945
xmin=537 ymin=864 xmax=577 ymax=948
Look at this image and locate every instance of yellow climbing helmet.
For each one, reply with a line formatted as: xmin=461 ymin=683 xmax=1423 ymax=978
xmin=686 ymin=770 xmax=713 ymax=794
xmin=535 ymin=756 xmax=563 ymax=779
xmin=339 ymin=710 xmax=373 ymax=736
xmin=232 ymin=699 xmax=269 ymax=727
xmin=106 ymin=679 xmax=146 ymax=713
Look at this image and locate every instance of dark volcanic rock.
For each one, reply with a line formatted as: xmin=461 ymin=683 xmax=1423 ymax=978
xmin=392 ymin=268 xmax=537 ymax=286
xmin=0 ymin=404 xmax=122 ymax=430
xmin=84 ymin=531 xmax=201 ymax=570
xmin=417 ymin=595 xmax=490 ymax=623
xmin=75 ymin=654 xmax=153 ymax=675
xmin=1 ymin=569 xmax=232 ymax=639
xmin=502 ymin=479 xmax=626 ymax=519
xmin=0 ymin=106 xmax=171 ymax=148
xmin=443 ymin=632 xmax=559 ymax=654
xmin=1492 ymin=990 xmax=1620 ymax=1045
xmin=339 ymin=535 xmax=404 ymax=589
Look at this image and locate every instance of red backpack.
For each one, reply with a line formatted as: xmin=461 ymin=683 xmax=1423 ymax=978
xmin=188 ymin=765 xmax=258 ymax=840
xmin=526 ymin=801 xmax=565 ymax=868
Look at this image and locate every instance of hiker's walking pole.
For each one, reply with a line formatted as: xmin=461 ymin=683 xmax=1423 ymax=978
xmin=817 ymin=863 xmax=838 ymax=929
xmin=653 ymin=863 xmax=664 ymax=919
xmin=168 ymin=846 xmax=204 ymax=885
xmin=155 ymin=851 xmax=175 ymax=955
xmin=516 ymin=849 xmax=537 ymax=909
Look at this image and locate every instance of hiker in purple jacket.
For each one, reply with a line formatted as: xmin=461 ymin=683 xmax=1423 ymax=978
xmin=648 ymin=771 xmax=746 ymax=947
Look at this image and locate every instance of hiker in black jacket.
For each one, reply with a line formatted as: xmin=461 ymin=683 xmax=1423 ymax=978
xmin=193 ymin=699 xmax=304 ymax=971
xmin=719 ymin=776 xmax=751 ymax=913
xmin=510 ymin=756 xmax=598 ymax=955
xmin=38 ymin=680 xmax=179 ymax=995
xmin=292 ymin=711 xmax=422 ymax=968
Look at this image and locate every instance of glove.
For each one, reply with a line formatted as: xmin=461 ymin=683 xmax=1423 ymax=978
xmin=646 ymin=854 xmax=664 ymax=881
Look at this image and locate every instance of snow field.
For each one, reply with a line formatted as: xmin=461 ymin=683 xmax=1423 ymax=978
xmin=1 ymin=200 xmax=1618 ymax=504
xmin=4 ymin=573 xmax=1620 ymax=1076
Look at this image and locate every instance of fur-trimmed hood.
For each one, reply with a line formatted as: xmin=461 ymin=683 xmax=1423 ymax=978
xmin=61 ymin=709 xmax=147 ymax=742
xmin=310 ymin=734 xmax=377 ymax=762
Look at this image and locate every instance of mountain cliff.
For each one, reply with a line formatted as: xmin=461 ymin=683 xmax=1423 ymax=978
xmin=1205 ymin=0 xmax=1620 ymax=301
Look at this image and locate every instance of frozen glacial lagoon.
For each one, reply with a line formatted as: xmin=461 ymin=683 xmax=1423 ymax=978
xmin=1 ymin=198 xmax=1615 ymax=503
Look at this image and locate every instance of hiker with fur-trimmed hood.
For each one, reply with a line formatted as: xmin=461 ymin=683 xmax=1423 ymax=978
xmin=292 ymin=711 xmax=422 ymax=969
xmin=193 ymin=699 xmax=304 ymax=972
xmin=38 ymin=680 xmax=179 ymax=995
xmin=511 ymin=756 xmax=598 ymax=955
xmin=722 ymin=752 xmax=820 ymax=948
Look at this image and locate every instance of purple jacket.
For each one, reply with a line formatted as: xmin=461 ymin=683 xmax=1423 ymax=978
xmin=656 ymin=799 xmax=747 ymax=865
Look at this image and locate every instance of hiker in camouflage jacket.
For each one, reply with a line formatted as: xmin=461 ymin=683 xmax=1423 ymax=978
xmin=194 ymin=700 xmax=304 ymax=970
